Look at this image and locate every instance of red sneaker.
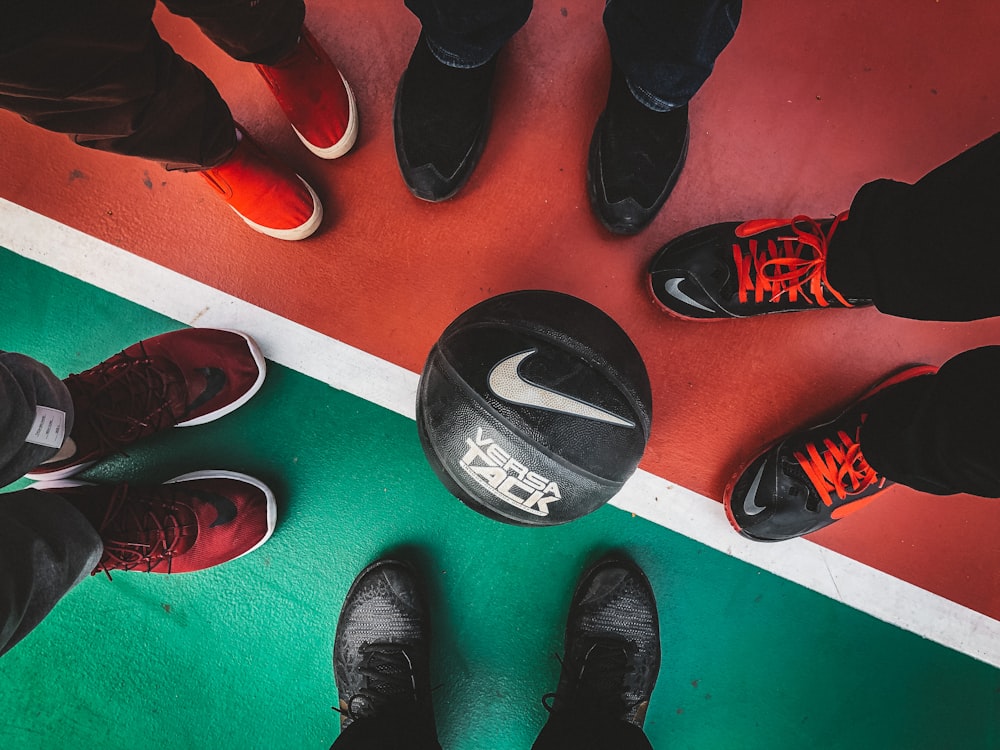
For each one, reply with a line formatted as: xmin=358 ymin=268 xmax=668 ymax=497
xmin=35 ymin=471 xmax=277 ymax=575
xmin=26 ymin=329 xmax=266 ymax=480
xmin=256 ymin=26 xmax=358 ymax=160
xmin=201 ymin=127 xmax=322 ymax=240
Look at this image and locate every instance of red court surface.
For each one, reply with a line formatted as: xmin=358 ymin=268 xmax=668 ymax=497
xmin=2 ymin=0 xmax=999 ymax=618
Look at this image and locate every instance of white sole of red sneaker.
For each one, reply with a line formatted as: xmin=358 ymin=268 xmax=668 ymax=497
xmin=293 ymin=74 xmax=359 ymax=160
xmin=167 ymin=470 xmax=278 ymax=558
xmin=175 ymin=330 xmax=267 ymax=428
xmin=24 ymin=460 xmax=96 ymax=482
xmin=234 ymin=176 xmax=323 ymax=241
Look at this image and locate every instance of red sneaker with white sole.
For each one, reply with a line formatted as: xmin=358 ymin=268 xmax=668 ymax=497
xmin=26 ymin=329 xmax=266 ymax=481
xmin=35 ymin=471 xmax=277 ymax=575
xmin=256 ymin=26 xmax=358 ymax=160
xmin=201 ymin=127 xmax=322 ymax=240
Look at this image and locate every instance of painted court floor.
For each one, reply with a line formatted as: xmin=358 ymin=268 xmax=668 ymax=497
xmin=1 ymin=0 xmax=999 ymax=748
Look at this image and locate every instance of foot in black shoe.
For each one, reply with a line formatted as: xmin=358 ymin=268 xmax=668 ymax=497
xmin=544 ymin=556 xmax=660 ymax=729
xmin=726 ymin=365 xmax=938 ymax=542
xmin=333 ymin=559 xmax=436 ymax=732
xmin=648 ymin=211 xmax=873 ymax=320
xmin=588 ymin=65 xmax=689 ymax=235
xmin=393 ymin=33 xmax=497 ymax=202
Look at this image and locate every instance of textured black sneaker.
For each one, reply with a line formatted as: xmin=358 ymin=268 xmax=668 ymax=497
xmin=544 ymin=556 xmax=660 ymax=728
xmin=333 ymin=559 xmax=436 ymax=732
xmin=726 ymin=365 xmax=938 ymax=542
xmin=393 ymin=33 xmax=497 ymax=202
xmin=649 ymin=211 xmax=873 ymax=320
xmin=587 ymin=64 xmax=689 ymax=235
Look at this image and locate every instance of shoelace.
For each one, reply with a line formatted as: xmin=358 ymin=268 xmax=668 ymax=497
xmin=542 ymin=639 xmax=631 ymax=717
xmin=94 ymin=485 xmax=189 ymax=579
xmin=793 ymin=420 xmax=885 ymax=517
xmin=335 ymin=645 xmax=418 ymax=722
xmin=733 ymin=212 xmax=852 ymax=307
xmin=69 ymin=352 xmax=181 ymax=453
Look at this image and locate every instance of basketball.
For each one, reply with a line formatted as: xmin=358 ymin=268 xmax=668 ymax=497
xmin=416 ymin=290 xmax=652 ymax=526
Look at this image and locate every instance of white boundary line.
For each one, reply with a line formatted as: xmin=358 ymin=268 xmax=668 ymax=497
xmin=2 ymin=198 xmax=998 ymax=669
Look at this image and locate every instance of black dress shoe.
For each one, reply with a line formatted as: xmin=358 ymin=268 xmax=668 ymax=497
xmin=393 ymin=33 xmax=498 ymax=202
xmin=587 ymin=65 xmax=689 ymax=235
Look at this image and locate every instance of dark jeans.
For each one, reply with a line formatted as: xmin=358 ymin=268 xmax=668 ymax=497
xmin=330 ymin=705 xmax=653 ymax=749
xmin=403 ymin=0 xmax=742 ymax=111
xmin=825 ymin=131 xmax=1000 ymax=496
xmin=0 ymin=490 xmax=102 ymax=656
xmin=0 ymin=0 xmax=304 ymax=170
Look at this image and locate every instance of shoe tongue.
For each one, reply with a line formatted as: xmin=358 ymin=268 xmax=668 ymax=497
xmin=342 ymin=646 xmax=418 ymax=721
xmin=570 ymin=639 xmax=630 ymax=714
xmin=100 ymin=485 xmax=199 ymax=571
xmin=72 ymin=355 xmax=188 ymax=449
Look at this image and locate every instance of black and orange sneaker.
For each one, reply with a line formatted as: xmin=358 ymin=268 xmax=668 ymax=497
xmin=543 ymin=556 xmax=660 ymax=730
xmin=27 ymin=329 xmax=266 ymax=481
xmin=648 ymin=211 xmax=872 ymax=320
xmin=333 ymin=560 xmax=437 ymax=736
xmin=725 ymin=365 xmax=938 ymax=542
xmin=34 ymin=471 xmax=276 ymax=575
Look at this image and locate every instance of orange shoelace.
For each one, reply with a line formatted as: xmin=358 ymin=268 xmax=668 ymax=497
xmin=733 ymin=212 xmax=852 ymax=307
xmin=793 ymin=422 xmax=884 ymax=520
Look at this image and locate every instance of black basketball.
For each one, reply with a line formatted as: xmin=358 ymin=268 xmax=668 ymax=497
xmin=416 ymin=290 xmax=652 ymax=526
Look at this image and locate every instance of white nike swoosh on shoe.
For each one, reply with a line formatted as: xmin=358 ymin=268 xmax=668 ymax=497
xmin=487 ymin=350 xmax=635 ymax=428
xmin=742 ymin=462 xmax=769 ymax=516
xmin=663 ymin=277 xmax=714 ymax=313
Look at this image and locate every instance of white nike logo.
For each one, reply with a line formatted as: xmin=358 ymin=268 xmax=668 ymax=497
xmin=742 ymin=463 xmax=769 ymax=516
xmin=487 ymin=350 xmax=635 ymax=428
xmin=663 ymin=278 xmax=713 ymax=313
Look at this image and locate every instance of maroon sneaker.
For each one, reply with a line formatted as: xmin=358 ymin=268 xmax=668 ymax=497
xmin=256 ymin=26 xmax=359 ymax=160
xmin=26 ymin=329 xmax=266 ymax=480
xmin=35 ymin=471 xmax=276 ymax=575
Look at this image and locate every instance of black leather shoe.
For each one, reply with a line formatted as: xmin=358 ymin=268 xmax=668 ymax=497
xmin=393 ymin=34 xmax=497 ymax=202
xmin=587 ymin=65 xmax=689 ymax=235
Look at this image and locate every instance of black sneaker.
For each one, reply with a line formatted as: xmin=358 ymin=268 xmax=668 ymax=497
xmin=544 ymin=556 xmax=660 ymax=728
xmin=649 ymin=211 xmax=872 ymax=320
xmin=587 ymin=64 xmax=689 ymax=235
xmin=333 ymin=559 xmax=436 ymax=730
xmin=726 ymin=365 xmax=938 ymax=542
xmin=393 ymin=33 xmax=497 ymax=202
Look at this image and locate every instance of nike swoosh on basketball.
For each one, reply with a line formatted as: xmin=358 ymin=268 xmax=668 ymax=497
xmin=742 ymin=463 xmax=769 ymax=516
xmin=192 ymin=490 xmax=238 ymax=527
xmin=663 ymin=277 xmax=714 ymax=313
xmin=487 ymin=350 xmax=635 ymax=428
xmin=183 ymin=367 xmax=227 ymax=417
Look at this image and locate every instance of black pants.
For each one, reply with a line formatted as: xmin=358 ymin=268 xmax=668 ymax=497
xmin=330 ymin=705 xmax=653 ymax=749
xmin=404 ymin=0 xmax=742 ymax=111
xmin=824 ymin=131 xmax=1000 ymax=497
xmin=0 ymin=490 xmax=102 ymax=657
xmin=0 ymin=0 xmax=304 ymax=169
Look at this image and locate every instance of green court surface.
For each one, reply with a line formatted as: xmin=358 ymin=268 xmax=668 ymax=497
xmin=1 ymin=247 xmax=998 ymax=749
